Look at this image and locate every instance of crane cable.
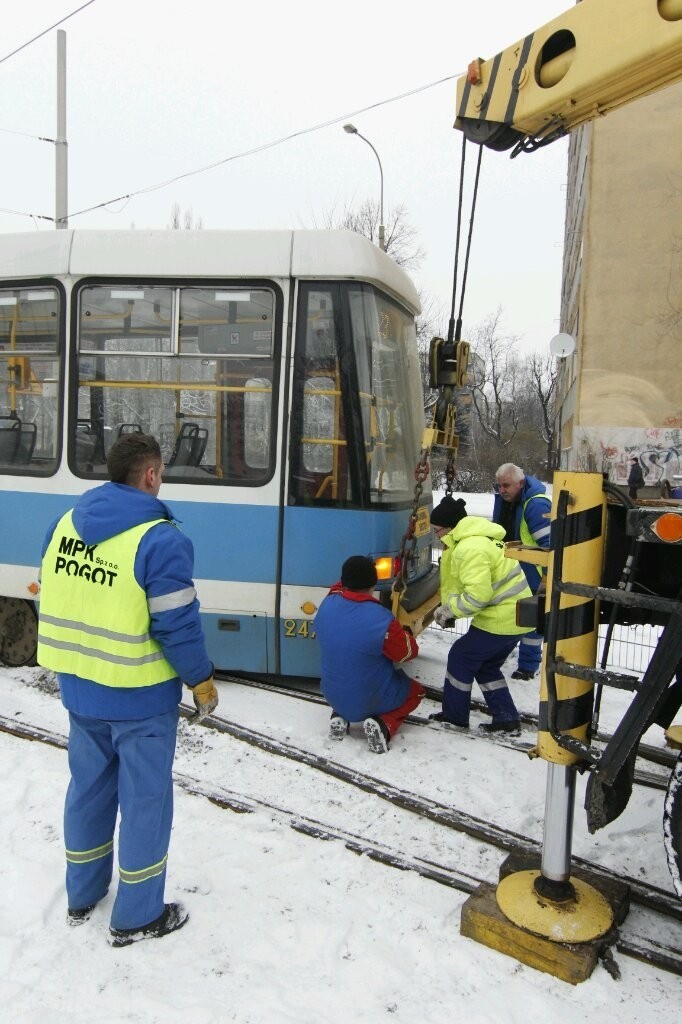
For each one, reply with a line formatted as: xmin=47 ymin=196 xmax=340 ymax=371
xmin=442 ymin=136 xmax=483 ymax=495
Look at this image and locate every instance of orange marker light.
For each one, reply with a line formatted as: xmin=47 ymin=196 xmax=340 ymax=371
xmin=467 ymin=58 xmax=482 ymax=85
xmin=652 ymin=512 xmax=682 ymax=543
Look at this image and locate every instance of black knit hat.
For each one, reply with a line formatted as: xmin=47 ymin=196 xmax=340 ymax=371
xmin=341 ymin=555 xmax=378 ymax=591
xmin=429 ymin=496 xmax=467 ymax=529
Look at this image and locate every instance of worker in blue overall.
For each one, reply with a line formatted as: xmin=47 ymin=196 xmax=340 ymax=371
xmin=314 ymin=556 xmax=424 ymax=753
xmin=38 ymin=433 xmax=217 ymax=946
xmin=492 ymin=463 xmax=552 ymax=680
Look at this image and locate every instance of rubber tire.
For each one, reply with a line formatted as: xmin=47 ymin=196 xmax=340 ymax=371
xmin=0 ymin=597 xmax=38 ymax=667
xmin=663 ymin=751 xmax=682 ymax=898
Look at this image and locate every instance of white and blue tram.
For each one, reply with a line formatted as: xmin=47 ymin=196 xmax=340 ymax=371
xmin=0 ymin=229 xmax=438 ymax=677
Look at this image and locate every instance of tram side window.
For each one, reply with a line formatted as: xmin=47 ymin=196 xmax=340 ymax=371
xmin=0 ymin=286 xmax=60 ymax=475
xmin=289 ymin=287 xmax=352 ymax=505
xmin=75 ymin=283 xmax=277 ymax=484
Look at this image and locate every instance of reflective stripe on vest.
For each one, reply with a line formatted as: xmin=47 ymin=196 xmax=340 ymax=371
xmin=519 ymin=493 xmax=550 ymax=548
xmin=37 ymin=512 xmax=179 ymax=688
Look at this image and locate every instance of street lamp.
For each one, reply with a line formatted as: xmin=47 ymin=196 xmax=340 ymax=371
xmin=343 ymin=123 xmax=385 ymax=252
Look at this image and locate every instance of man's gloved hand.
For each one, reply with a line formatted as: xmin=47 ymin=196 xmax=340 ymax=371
xmin=189 ymin=676 xmax=218 ymax=723
xmin=434 ymin=604 xmax=456 ymax=628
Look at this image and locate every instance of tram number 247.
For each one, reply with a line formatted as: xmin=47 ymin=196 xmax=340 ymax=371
xmin=283 ymin=619 xmax=316 ymax=640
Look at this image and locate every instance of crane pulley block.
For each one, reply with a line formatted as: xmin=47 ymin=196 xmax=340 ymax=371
xmin=429 ymin=337 xmax=470 ymax=389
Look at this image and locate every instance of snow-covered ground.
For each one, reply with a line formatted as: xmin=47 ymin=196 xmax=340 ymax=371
xmin=1 ymin=613 xmax=680 ymax=1023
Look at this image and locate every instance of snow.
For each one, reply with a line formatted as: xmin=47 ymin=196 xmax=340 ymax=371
xmin=1 ymin=621 xmax=680 ymax=1022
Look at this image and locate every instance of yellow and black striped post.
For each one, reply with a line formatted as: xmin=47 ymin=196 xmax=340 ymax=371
xmin=538 ymin=471 xmax=606 ymax=763
xmin=494 ymin=472 xmax=615 ymax=949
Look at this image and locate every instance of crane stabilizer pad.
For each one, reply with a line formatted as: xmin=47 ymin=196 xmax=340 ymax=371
xmin=495 ymin=870 xmax=613 ymax=943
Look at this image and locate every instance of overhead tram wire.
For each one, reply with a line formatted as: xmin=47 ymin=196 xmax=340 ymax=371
xmin=0 ymin=0 xmax=98 ymax=67
xmin=1 ymin=71 xmax=462 ymax=226
xmin=64 ymin=73 xmax=461 ymax=221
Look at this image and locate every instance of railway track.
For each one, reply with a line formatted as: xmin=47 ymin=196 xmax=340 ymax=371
xmin=1 ymin=710 xmax=680 ymax=978
xmin=216 ymin=673 xmax=674 ymax=790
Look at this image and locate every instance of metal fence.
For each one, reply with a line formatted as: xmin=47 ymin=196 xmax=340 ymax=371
xmin=429 ymin=540 xmax=663 ymax=678
xmin=428 ymin=617 xmax=662 ymax=678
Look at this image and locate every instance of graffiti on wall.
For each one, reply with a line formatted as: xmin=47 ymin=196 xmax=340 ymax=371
xmin=574 ymin=427 xmax=681 ymax=489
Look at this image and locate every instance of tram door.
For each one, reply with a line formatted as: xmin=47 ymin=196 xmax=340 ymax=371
xmin=280 ymin=283 xmax=356 ymax=678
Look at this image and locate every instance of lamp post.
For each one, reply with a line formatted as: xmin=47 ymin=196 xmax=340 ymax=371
xmin=343 ymin=123 xmax=385 ymax=252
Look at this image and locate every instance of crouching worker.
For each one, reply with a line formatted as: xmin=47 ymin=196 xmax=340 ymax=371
xmin=314 ymin=555 xmax=425 ymax=753
xmin=429 ymin=495 xmax=532 ymax=735
xmin=37 ymin=433 xmax=217 ymax=946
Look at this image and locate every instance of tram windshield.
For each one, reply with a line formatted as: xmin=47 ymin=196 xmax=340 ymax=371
xmin=0 ymin=285 xmax=60 ymax=474
xmin=290 ymin=282 xmax=427 ymax=508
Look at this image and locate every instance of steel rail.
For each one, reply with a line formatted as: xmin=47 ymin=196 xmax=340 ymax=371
xmin=1 ymin=712 xmax=680 ymax=976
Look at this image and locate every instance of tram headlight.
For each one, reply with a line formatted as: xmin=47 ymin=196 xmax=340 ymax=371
xmin=374 ymin=556 xmax=400 ymax=580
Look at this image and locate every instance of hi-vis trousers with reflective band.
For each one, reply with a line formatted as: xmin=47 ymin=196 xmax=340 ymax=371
xmin=442 ymin=625 xmax=521 ymax=726
xmin=518 ymin=630 xmax=543 ymax=673
xmin=64 ymin=708 xmax=179 ymax=930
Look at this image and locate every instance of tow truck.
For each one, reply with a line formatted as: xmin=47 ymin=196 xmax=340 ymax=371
xmin=420 ymin=0 xmax=682 ymax=978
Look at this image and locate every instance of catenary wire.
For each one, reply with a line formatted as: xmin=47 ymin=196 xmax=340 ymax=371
xmin=2 ymin=72 xmax=462 ymax=224
xmin=0 ymin=0 xmax=98 ymax=67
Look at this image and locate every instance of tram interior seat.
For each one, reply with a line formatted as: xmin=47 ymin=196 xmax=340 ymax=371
xmin=75 ymin=419 xmax=100 ymax=468
xmin=117 ymin=422 xmax=143 ymax=437
xmin=167 ymin=422 xmax=208 ymax=469
xmin=15 ymin=422 xmax=37 ymax=464
xmin=0 ymin=416 xmax=21 ymax=465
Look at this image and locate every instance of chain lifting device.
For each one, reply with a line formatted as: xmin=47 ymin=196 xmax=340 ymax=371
xmin=390 ymin=137 xmax=483 ymax=621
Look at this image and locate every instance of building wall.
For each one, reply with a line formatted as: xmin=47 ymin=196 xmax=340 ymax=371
xmin=557 ymin=81 xmax=682 ymax=488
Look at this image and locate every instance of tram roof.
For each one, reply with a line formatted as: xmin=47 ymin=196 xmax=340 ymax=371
xmin=0 ymin=229 xmax=421 ymax=313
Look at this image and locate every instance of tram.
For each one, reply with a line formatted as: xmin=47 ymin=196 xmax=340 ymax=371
xmin=0 ymin=229 xmax=439 ymax=676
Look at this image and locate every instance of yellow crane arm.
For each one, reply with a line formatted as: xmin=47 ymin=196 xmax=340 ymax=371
xmin=455 ymin=0 xmax=682 ymax=153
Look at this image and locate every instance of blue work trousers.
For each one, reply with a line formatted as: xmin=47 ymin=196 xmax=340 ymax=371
xmin=442 ymin=626 xmax=521 ymax=726
xmin=518 ymin=630 xmax=543 ymax=673
xmin=64 ymin=708 xmax=179 ymax=930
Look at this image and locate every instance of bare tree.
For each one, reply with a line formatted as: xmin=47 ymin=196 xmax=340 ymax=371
xmin=526 ymin=350 xmax=558 ymax=468
xmin=168 ymin=203 xmax=204 ymax=230
xmin=468 ymin=308 xmax=522 ymax=449
xmin=322 ymin=199 xmax=425 ymax=271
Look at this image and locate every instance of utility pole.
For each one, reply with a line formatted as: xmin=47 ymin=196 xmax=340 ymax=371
xmin=55 ymin=30 xmax=68 ymax=229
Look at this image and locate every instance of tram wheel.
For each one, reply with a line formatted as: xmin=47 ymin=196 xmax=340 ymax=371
xmin=663 ymin=751 xmax=682 ymax=898
xmin=0 ymin=597 xmax=38 ymax=667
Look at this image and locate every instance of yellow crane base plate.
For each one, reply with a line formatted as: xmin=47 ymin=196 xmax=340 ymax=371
xmin=496 ymin=870 xmax=614 ymax=943
xmin=665 ymin=725 xmax=682 ymax=750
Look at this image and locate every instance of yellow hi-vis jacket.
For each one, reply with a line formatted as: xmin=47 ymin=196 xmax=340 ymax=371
xmin=439 ymin=516 xmax=532 ymax=636
xmin=37 ymin=511 xmax=178 ymax=687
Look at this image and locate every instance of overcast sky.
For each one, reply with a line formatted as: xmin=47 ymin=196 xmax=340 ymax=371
xmin=0 ymin=0 xmax=571 ymax=352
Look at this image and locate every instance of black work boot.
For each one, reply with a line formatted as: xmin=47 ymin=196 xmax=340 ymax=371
xmin=67 ymin=904 xmax=96 ymax=926
xmin=329 ymin=714 xmax=350 ymax=740
xmin=478 ymin=720 xmax=521 ymax=736
xmin=108 ymin=902 xmax=189 ymax=948
xmin=511 ymin=669 xmax=535 ymax=681
xmin=429 ymin=712 xmax=469 ymax=729
xmin=363 ymin=716 xmax=390 ymax=753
